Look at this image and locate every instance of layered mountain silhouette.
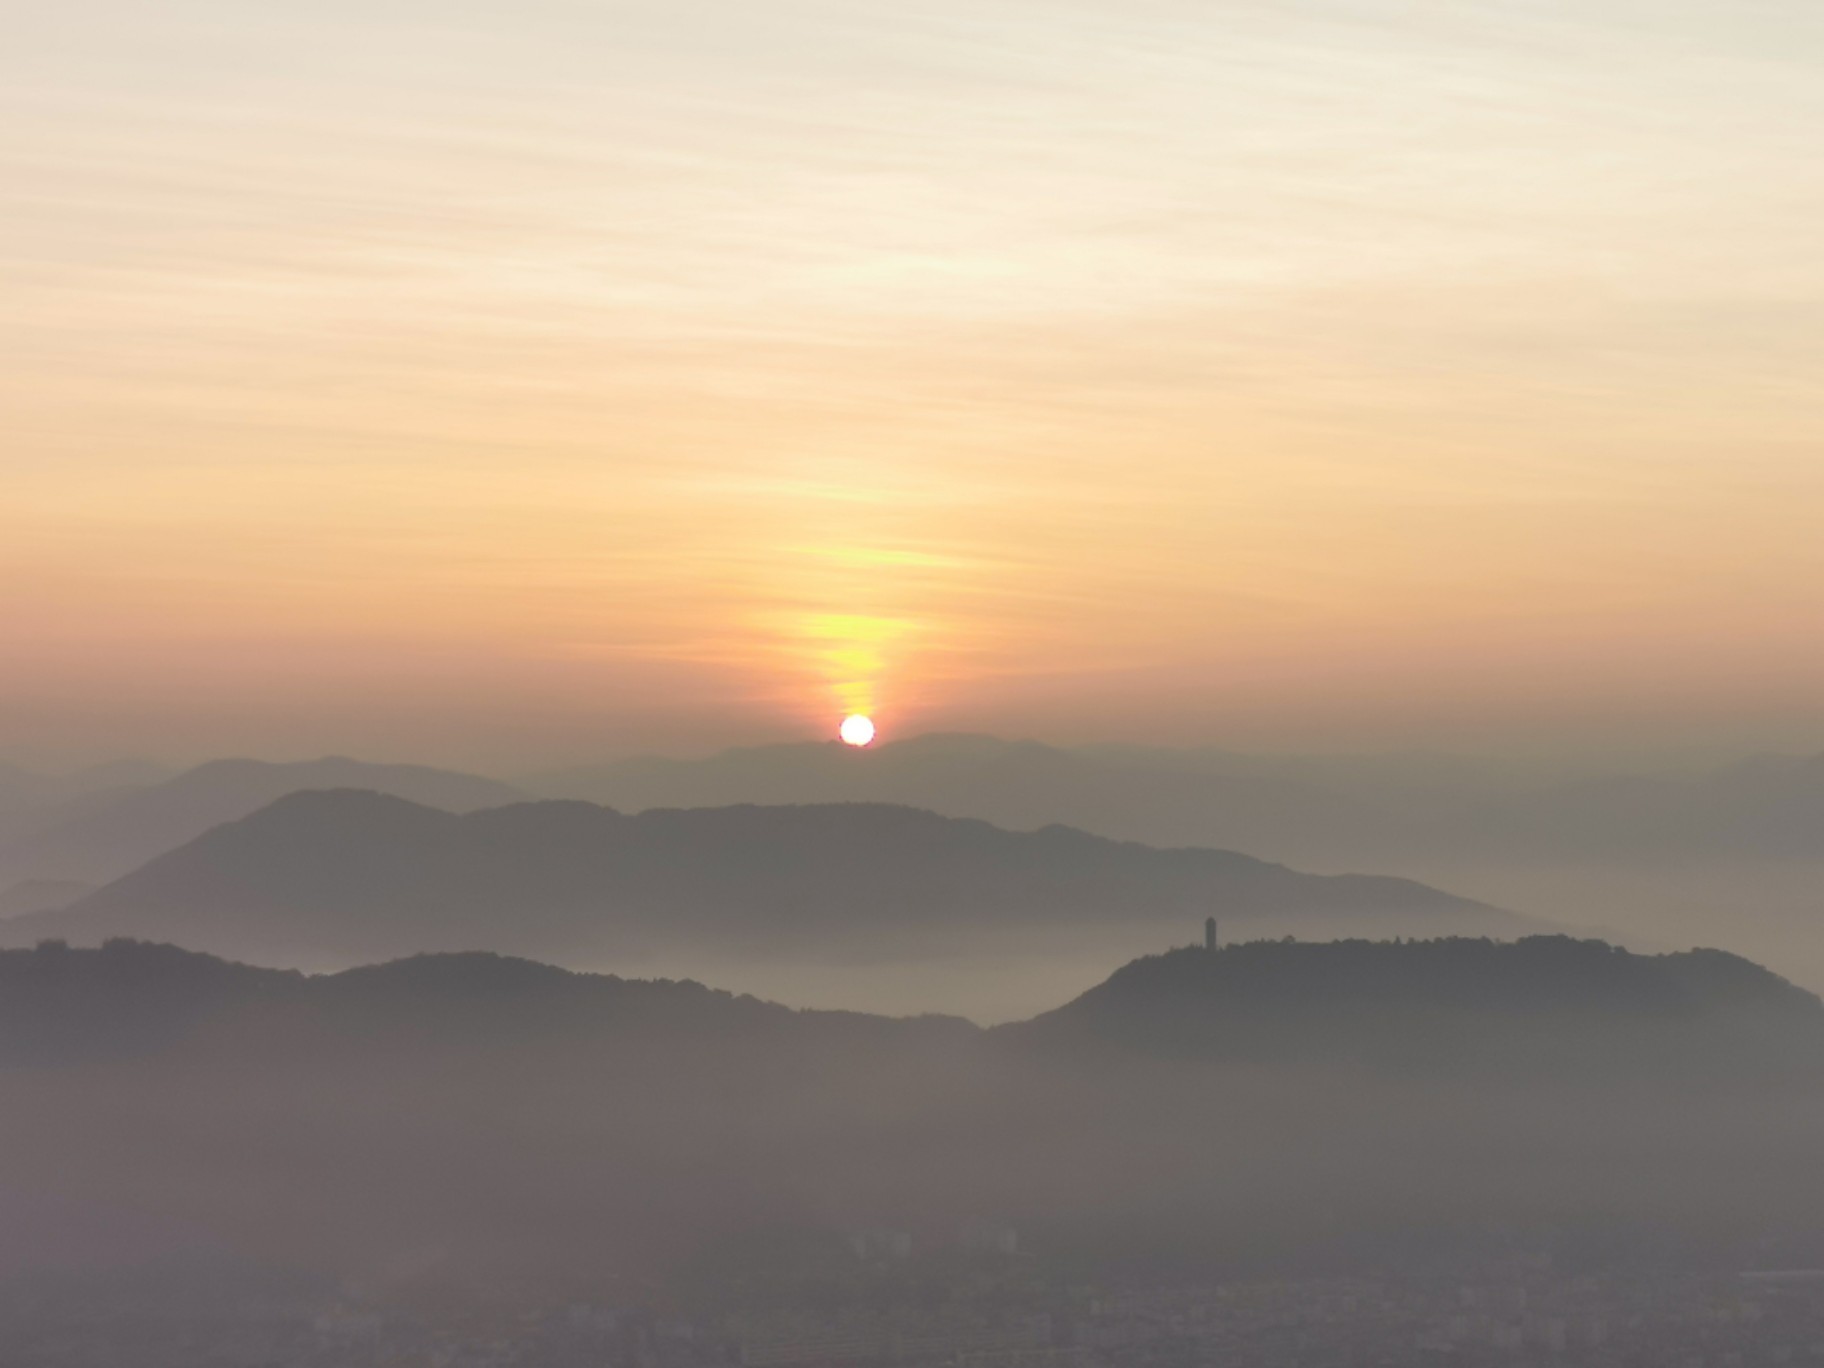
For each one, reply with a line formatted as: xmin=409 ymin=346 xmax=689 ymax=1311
xmin=9 ymin=737 xmax=1823 ymax=1001
xmin=0 ymin=757 xmax=528 ymax=892
xmin=529 ymin=734 xmax=1824 ymax=993
xmin=8 ymin=738 xmax=1820 ymax=894
xmin=4 ymin=791 xmax=1526 ymax=969
xmin=3 ymin=936 xmax=1822 ymax=1287
xmin=532 ymin=733 xmax=1824 ymax=866
xmin=0 ymin=759 xmax=171 ymax=817
xmin=532 ymin=734 xmax=1382 ymax=866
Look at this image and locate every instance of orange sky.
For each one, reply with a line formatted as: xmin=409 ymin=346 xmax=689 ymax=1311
xmin=5 ymin=0 xmax=1823 ymax=768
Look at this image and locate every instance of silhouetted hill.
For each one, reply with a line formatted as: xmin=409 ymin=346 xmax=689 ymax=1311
xmin=4 ymin=792 xmax=1527 ymax=969
xmin=1010 ymin=936 xmax=1824 ymax=1073
xmin=0 ymin=758 xmax=527 ymax=891
xmin=0 ymin=939 xmax=302 ymax=1066
xmin=0 ymin=938 xmax=961 ymax=1070
xmin=10 ymin=934 xmax=1806 ymax=1075
xmin=5 ymin=937 xmax=1824 ymax=1290
xmin=0 ymin=939 xmax=988 ymax=1280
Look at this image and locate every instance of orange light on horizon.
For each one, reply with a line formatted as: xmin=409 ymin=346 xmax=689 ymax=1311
xmin=839 ymin=714 xmax=877 ymax=746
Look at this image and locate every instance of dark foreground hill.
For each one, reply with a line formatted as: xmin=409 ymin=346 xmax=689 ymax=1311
xmin=5 ymin=791 xmax=1527 ymax=969
xmin=2 ymin=936 xmax=1824 ymax=1291
xmin=0 ymin=937 xmax=967 ymax=1067
xmin=1010 ymin=936 xmax=1824 ymax=1074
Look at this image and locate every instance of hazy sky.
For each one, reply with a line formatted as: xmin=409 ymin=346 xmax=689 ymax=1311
xmin=6 ymin=0 xmax=1823 ymax=768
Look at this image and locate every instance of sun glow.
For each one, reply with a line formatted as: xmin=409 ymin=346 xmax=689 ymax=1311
xmin=839 ymin=714 xmax=877 ymax=747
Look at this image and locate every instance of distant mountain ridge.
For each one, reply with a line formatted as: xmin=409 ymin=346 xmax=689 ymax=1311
xmin=0 ymin=757 xmax=529 ymax=891
xmin=531 ymin=732 xmax=1824 ymax=864
xmin=0 ymin=759 xmax=171 ymax=816
xmin=11 ymin=738 xmax=1821 ymax=892
xmin=532 ymin=734 xmax=1382 ymax=866
xmin=4 ymin=791 xmax=1527 ymax=970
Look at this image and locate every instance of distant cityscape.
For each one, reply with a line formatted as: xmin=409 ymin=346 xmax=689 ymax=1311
xmin=13 ymin=1253 xmax=1824 ymax=1368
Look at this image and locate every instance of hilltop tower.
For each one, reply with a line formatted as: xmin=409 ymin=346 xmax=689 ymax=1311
xmin=1204 ymin=916 xmax=1217 ymax=952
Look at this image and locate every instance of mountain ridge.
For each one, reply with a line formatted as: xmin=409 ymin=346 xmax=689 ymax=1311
xmin=4 ymin=932 xmax=1813 ymax=1068
xmin=0 ymin=757 xmax=530 ymax=892
xmin=529 ymin=732 xmax=1824 ymax=863
xmin=1007 ymin=935 xmax=1824 ymax=1074
xmin=4 ymin=790 xmax=1529 ymax=972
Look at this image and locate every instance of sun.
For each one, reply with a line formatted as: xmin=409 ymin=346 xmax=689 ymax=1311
xmin=839 ymin=714 xmax=876 ymax=747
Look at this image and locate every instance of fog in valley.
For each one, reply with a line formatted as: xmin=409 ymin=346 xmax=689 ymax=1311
xmin=5 ymin=740 xmax=1820 ymax=1020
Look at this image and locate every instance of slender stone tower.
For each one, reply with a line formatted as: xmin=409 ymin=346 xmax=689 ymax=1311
xmin=1204 ymin=915 xmax=1217 ymax=952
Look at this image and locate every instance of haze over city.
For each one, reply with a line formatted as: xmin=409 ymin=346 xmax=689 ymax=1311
xmin=6 ymin=2 xmax=1824 ymax=1366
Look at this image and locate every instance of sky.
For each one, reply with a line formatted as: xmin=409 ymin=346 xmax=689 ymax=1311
xmin=5 ymin=0 xmax=1823 ymax=769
